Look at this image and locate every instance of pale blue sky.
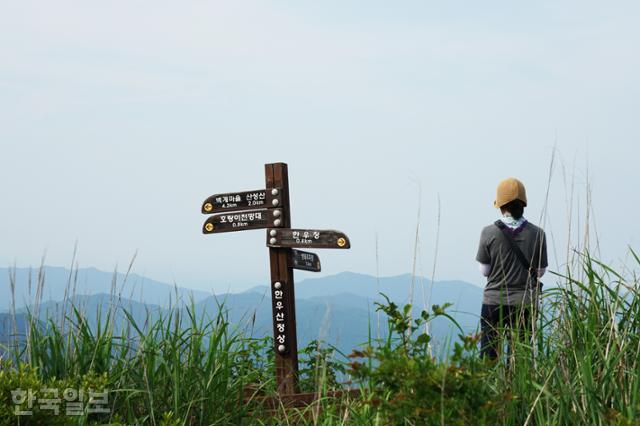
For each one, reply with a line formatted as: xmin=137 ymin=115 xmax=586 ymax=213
xmin=1 ymin=1 xmax=638 ymax=292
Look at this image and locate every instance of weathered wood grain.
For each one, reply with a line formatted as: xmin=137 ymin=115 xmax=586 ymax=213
xmin=266 ymin=163 xmax=299 ymax=395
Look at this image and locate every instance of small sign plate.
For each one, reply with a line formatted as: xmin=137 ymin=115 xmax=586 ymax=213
xmin=201 ymin=188 xmax=282 ymax=214
xmin=291 ymin=249 xmax=321 ymax=272
xmin=203 ymin=209 xmax=281 ymax=234
xmin=267 ymin=229 xmax=351 ymax=249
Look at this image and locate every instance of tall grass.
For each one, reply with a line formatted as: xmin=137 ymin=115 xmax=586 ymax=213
xmin=506 ymin=250 xmax=640 ymax=425
xmin=1 ymin=250 xmax=639 ymax=424
xmin=1 ymin=296 xmax=276 ymax=425
xmin=293 ymin=249 xmax=640 ymax=425
xmin=3 ymin=214 xmax=640 ymax=426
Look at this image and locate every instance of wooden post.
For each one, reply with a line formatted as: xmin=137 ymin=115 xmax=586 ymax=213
xmin=265 ymin=163 xmax=299 ymax=394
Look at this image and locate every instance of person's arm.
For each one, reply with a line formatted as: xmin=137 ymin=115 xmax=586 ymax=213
xmin=478 ymin=262 xmax=491 ymax=277
xmin=476 ymin=228 xmax=491 ymax=277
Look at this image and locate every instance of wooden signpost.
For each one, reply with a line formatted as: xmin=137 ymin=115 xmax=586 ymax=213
xmin=201 ymin=162 xmax=350 ymax=396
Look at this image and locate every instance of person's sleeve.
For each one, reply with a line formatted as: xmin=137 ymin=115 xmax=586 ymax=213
xmin=476 ymin=228 xmax=491 ymax=264
xmin=478 ymin=262 xmax=491 ymax=277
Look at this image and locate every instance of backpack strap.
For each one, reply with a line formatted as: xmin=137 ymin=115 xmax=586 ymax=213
xmin=494 ymin=220 xmax=540 ymax=287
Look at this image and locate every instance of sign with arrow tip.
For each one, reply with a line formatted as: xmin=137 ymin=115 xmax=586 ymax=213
xmin=267 ymin=229 xmax=350 ymax=249
xmin=201 ymin=188 xmax=282 ymax=214
xmin=202 ymin=209 xmax=282 ymax=234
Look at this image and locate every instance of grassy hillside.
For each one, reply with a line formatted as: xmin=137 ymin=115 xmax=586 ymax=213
xmin=0 ymin=251 xmax=639 ymax=424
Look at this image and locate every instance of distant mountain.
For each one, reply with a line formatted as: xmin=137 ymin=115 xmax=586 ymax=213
xmin=0 ymin=266 xmax=485 ymax=356
xmin=0 ymin=312 xmax=31 ymax=346
xmin=295 ymin=271 xmax=482 ymax=314
xmin=0 ymin=266 xmax=211 ymax=310
xmin=20 ymin=294 xmax=164 ymax=335
xmin=193 ymin=273 xmax=483 ymax=355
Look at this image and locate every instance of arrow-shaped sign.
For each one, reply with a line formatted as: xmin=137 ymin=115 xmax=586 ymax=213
xmin=201 ymin=188 xmax=282 ymax=214
xmin=203 ymin=209 xmax=283 ymax=234
xmin=266 ymin=229 xmax=350 ymax=249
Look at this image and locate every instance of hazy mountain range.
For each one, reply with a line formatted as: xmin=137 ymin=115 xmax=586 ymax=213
xmin=0 ymin=266 xmax=212 ymax=310
xmin=0 ymin=266 xmax=484 ymax=355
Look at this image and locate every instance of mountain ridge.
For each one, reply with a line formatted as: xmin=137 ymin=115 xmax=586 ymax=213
xmin=0 ymin=266 xmax=485 ymax=355
xmin=0 ymin=266 xmax=483 ymax=311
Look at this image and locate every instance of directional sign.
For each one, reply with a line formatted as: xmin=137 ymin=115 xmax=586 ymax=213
xmin=201 ymin=188 xmax=282 ymax=214
xmin=202 ymin=163 xmax=352 ymax=397
xmin=291 ymin=249 xmax=321 ymax=272
xmin=266 ymin=229 xmax=351 ymax=249
xmin=203 ymin=209 xmax=282 ymax=234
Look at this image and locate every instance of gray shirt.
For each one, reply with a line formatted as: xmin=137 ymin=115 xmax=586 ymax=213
xmin=476 ymin=221 xmax=548 ymax=305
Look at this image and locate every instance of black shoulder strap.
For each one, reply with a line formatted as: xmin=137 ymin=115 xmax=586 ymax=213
xmin=494 ymin=220 xmax=537 ymax=281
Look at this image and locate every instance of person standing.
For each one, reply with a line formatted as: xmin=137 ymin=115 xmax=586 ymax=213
xmin=476 ymin=178 xmax=548 ymax=360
